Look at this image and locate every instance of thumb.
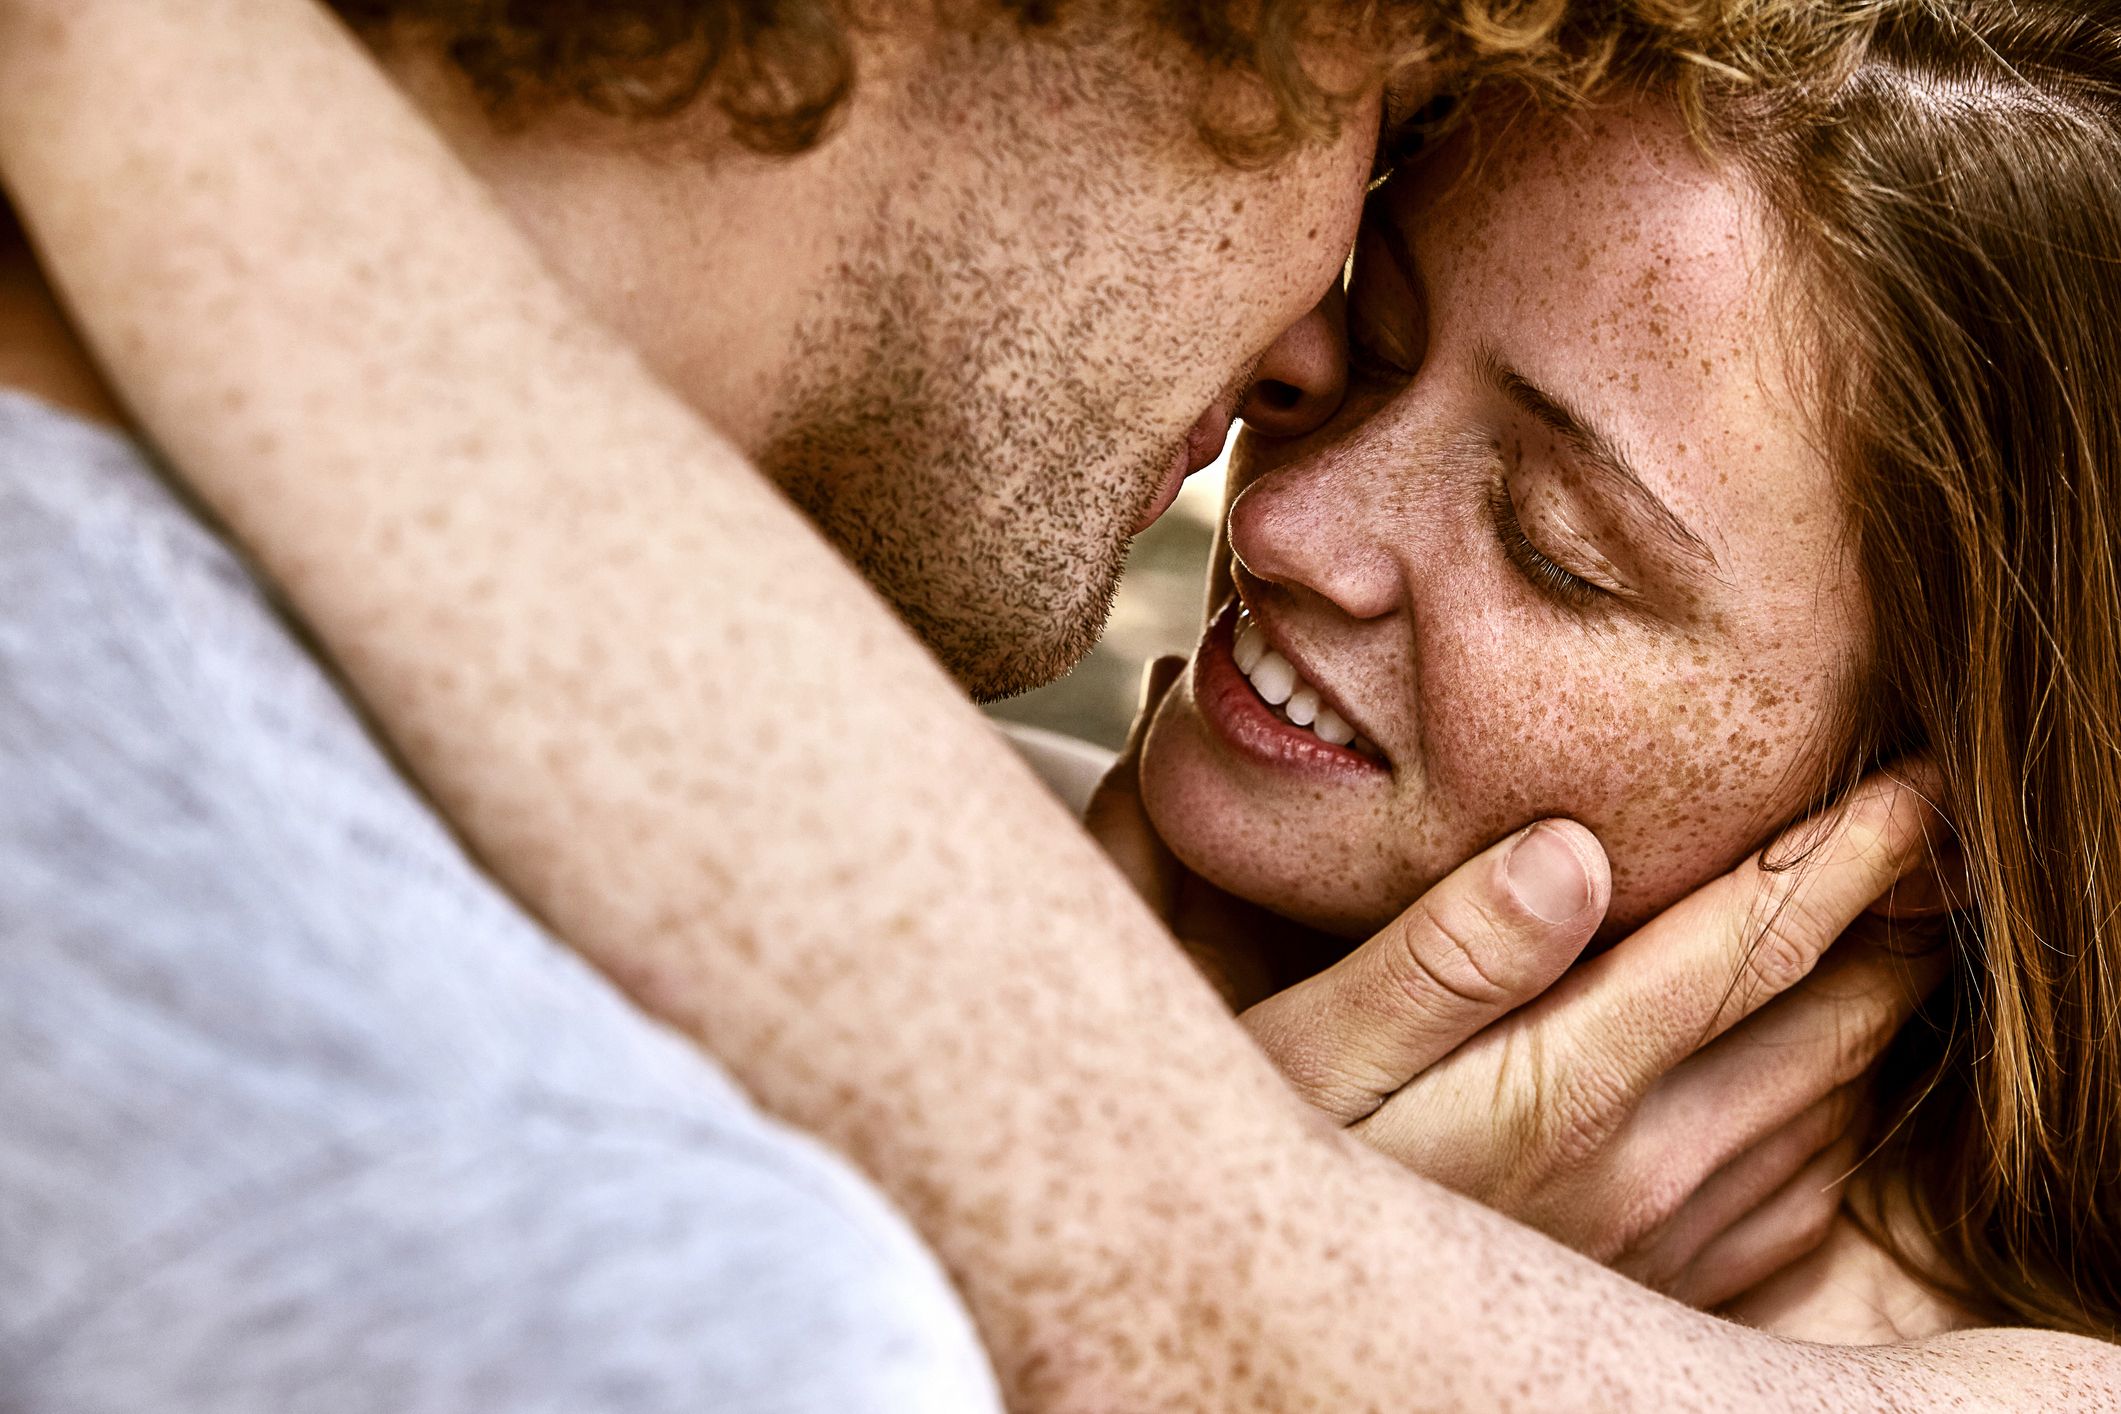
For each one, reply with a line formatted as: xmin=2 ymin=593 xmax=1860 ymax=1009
xmin=1241 ymin=819 xmax=1610 ymax=1124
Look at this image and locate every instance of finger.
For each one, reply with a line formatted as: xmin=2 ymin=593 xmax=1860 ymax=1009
xmin=1241 ymin=819 xmax=1609 ymax=1124
xmin=1666 ymin=1131 xmax=1862 ymax=1311
xmin=1089 ymin=654 xmax=1186 ymax=788
xmin=1130 ymin=657 xmax=1188 ymax=758
xmin=1617 ymin=1082 xmax=1861 ymax=1293
xmin=1625 ymin=927 xmax=1944 ymax=1183
xmin=1868 ymin=840 xmax=1968 ymax=920
xmin=1082 ymin=655 xmax=1188 ymax=916
xmin=1542 ymin=771 xmax=1944 ymax=1101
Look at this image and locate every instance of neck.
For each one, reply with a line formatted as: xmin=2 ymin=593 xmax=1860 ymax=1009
xmin=0 ymin=203 xmax=126 ymax=428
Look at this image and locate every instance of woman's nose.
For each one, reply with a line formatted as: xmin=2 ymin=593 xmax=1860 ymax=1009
xmin=1240 ymin=289 xmax=1348 ymax=440
xmin=1227 ymin=450 xmax=1403 ymax=623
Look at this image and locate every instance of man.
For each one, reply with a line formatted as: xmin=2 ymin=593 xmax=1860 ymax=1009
xmin=3 ymin=0 xmax=2112 ymax=1409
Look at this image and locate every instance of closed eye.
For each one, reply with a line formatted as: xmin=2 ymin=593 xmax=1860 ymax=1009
xmin=1489 ymin=479 xmax=1607 ymax=610
xmin=1349 ymin=312 xmax=1415 ymax=384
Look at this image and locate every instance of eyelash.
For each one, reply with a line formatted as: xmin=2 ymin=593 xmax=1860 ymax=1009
xmin=1488 ymin=478 xmax=1605 ymax=610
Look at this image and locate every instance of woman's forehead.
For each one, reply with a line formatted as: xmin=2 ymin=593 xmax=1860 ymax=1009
xmin=1399 ymin=98 xmax=1839 ymax=590
xmin=1406 ymin=103 xmax=1765 ymax=378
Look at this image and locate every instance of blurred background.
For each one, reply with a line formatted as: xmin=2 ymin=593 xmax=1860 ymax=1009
xmin=983 ymin=443 xmax=1230 ymax=751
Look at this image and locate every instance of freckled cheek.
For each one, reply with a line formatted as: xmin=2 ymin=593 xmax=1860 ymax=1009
xmin=1596 ymin=767 xmax=1802 ymax=928
xmin=1394 ymin=619 xmax=1811 ymax=923
xmin=1438 ymin=647 xmax=1833 ymax=928
xmin=1403 ymin=624 xmax=1645 ymax=851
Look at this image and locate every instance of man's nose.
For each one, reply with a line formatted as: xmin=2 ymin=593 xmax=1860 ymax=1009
xmin=1241 ymin=289 xmax=1348 ymax=440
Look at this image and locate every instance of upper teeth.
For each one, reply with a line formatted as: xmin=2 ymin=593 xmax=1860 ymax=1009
xmin=1233 ymin=612 xmax=1360 ymax=749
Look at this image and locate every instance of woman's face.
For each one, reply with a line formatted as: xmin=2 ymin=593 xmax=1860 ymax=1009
xmin=1139 ymin=97 xmax=1872 ymax=938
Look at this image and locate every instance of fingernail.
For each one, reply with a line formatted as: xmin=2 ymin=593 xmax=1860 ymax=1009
xmin=1507 ymin=823 xmax=1591 ymax=924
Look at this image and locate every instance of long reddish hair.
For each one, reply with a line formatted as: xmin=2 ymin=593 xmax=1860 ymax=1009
xmin=1713 ymin=0 xmax=2121 ymax=1339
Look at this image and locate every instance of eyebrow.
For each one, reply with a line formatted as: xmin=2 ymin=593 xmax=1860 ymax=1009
xmin=1476 ymin=347 xmax=1723 ymax=578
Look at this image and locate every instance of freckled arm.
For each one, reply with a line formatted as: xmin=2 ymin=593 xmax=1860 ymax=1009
xmin=0 ymin=1 xmax=2111 ymax=1409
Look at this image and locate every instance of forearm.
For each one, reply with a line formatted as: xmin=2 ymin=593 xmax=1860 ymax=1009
xmin=0 ymin=3 xmax=2103 ymax=1409
xmin=0 ymin=7 xmax=1409 ymax=1402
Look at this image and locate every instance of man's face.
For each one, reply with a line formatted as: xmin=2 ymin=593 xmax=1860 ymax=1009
xmin=759 ymin=26 xmax=1394 ymax=698
xmin=414 ymin=17 xmax=1403 ymax=699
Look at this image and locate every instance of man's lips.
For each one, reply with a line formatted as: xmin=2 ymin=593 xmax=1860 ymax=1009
xmin=1132 ymin=403 xmax=1235 ymax=535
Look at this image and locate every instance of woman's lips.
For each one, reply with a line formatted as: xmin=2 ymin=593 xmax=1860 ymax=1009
xmin=1192 ymin=600 xmax=1390 ymax=782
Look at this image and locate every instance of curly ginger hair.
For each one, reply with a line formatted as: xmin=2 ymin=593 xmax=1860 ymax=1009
xmin=326 ymin=0 xmax=1875 ymax=159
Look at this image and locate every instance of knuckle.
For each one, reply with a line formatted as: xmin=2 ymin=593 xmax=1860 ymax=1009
xmin=1631 ymin=1251 xmax=1689 ymax=1298
xmin=1552 ymin=1169 xmax=1676 ymax=1264
xmin=1265 ymin=1038 xmax=1340 ymax=1106
xmin=1741 ymin=911 xmax=1826 ymax=1000
xmin=1798 ymin=1187 xmax=1840 ymax=1243
xmin=1825 ymin=1002 xmax=1898 ymax=1086
xmin=1825 ymin=1081 xmax=1868 ymax=1140
xmin=1628 ymin=1167 xmax=1699 ymax=1239
xmin=1391 ymin=894 xmax=1520 ymax=1013
xmin=1592 ymin=1159 xmax=1698 ymax=1263
xmin=1614 ymin=1219 xmax=1689 ymax=1293
xmin=1757 ymin=1187 xmax=1841 ymax=1277
xmin=1830 ymin=814 xmax=1892 ymax=871
xmin=1480 ymin=1028 xmax=1555 ymax=1166
xmin=1531 ymin=1051 xmax=1635 ymax=1172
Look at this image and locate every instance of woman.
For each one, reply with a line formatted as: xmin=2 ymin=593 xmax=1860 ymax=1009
xmin=1116 ymin=0 xmax=2121 ymax=1344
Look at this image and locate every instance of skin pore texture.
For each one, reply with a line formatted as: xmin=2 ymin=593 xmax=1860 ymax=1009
xmin=388 ymin=17 xmax=1379 ymax=700
xmin=5 ymin=0 xmax=2119 ymax=1406
xmin=1142 ymin=98 xmax=1871 ymax=940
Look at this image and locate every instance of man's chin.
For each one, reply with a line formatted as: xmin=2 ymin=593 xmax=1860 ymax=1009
xmin=898 ymin=567 xmax=1122 ymax=704
xmin=959 ymin=615 xmax=1109 ymax=704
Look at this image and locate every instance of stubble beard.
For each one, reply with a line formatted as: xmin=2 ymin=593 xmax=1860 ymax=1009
xmin=755 ymin=39 xmax=1202 ymax=702
xmin=758 ymin=201 xmax=1179 ymax=700
xmin=761 ymin=379 xmax=1152 ymax=702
